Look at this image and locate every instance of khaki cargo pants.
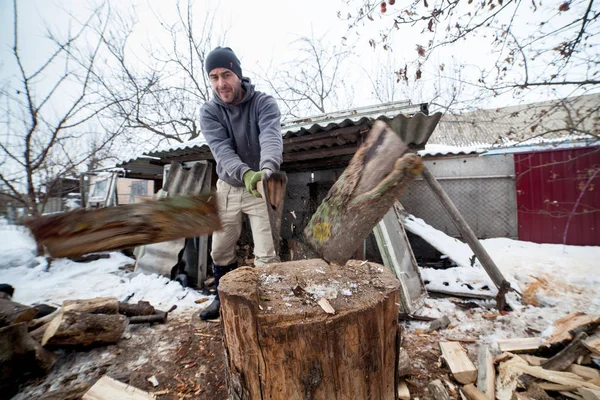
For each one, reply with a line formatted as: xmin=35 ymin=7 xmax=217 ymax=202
xmin=211 ymin=179 xmax=280 ymax=267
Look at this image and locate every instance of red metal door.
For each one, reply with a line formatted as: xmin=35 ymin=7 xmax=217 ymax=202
xmin=514 ymin=146 xmax=600 ymax=245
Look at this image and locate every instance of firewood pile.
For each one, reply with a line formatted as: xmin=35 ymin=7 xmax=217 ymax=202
xmin=0 ymin=292 xmax=173 ymax=400
xmin=399 ymin=312 xmax=600 ymax=400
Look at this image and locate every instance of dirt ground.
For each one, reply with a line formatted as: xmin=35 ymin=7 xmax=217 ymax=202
xmin=13 ymin=309 xmax=463 ymax=400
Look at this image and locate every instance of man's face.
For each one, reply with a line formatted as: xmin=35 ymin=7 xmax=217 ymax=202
xmin=208 ymin=68 xmax=243 ymax=104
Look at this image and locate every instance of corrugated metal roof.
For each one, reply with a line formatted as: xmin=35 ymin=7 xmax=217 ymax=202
xmin=125 ymin=100 xmax=436 ymax=168
xmin=281 ymin=101 xmax=426 ymax=136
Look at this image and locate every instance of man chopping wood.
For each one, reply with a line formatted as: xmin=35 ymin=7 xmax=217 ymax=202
xmin=198 ymin=47 xmax=283 ymax=320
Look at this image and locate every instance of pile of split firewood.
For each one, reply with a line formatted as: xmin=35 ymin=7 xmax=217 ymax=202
xmin=0 ymin=289 xmax=173 ymax=400
xmin=401 ymin=312 xmax=600 ymax=400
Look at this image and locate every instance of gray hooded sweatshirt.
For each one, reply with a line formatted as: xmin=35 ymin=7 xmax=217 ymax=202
xmin=199 ymin=78 xmax=283 ymax=187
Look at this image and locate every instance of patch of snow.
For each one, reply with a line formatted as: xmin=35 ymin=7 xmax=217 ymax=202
xmin=0 ymin=226 xmax=38 ymax=269
xmin=0 ymin=228 xmax=210 ymax=311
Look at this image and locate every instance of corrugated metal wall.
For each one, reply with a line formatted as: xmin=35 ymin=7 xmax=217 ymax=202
xmin=400 ymin=154 xmax=518 ymax=239
xmin=514 ymin=146 xmax=600 ymax=245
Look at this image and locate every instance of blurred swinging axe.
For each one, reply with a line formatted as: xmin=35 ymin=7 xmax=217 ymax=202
xmin=256 ymin=171 xmax=287 ymax=254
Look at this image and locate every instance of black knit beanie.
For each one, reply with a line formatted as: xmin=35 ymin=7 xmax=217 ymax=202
xmin=205 ymin=47 xmax=242 ymax=79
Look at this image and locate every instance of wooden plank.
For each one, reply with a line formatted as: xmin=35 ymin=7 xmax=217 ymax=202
xmin=83 ymin=376 xmax=156 ymax=400
xmin=476 ymin=345 xmax=495 ymax=400
xmin=397 ymin=379 xmax=410 ymax=400
xmin=497 ymin=337 xmax=543 ymax=352
xmin=439 ymin=341 xmax=477 ymax=384
xmin=567 ymin=364 xmax=600 ymax=381
xmin=584 ymin=333 xmax=600 ymax=356
xmin=514 ymin=364 xmax=600 ymax=390
xmin=547 ymin=313 xmax=600 ymax=345
xmin=461 ymin=384 xmax=489 ymax=400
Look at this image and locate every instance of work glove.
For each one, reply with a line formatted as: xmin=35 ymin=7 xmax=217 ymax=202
xmin=243 ymin=170 xmax=263 ymax=198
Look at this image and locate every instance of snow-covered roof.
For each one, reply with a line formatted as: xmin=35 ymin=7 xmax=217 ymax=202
xmin=429 ymin=93 xmax=600 ymax=149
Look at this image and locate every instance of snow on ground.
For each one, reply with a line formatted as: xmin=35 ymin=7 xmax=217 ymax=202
xmin=0 ymin=226 xmax=210 ymax=313
xmin=1 ymin=217 xmax=598 ymax=350
xmin=403 ymin=214 xmax=600 ymax=348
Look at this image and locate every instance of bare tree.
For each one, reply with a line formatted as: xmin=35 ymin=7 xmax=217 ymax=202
xmin=262 ymin=33 xmax=352 ymax=118
xmin=0 ymin=0 xmax=122 ymax=216
xmin=342 ymin=0 xmax=599 ymax=106
xmin=97 ymin=0 xmax=226 ymax=146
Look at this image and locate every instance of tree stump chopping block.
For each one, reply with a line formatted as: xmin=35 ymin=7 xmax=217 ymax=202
xmin=219 ymin=259 xmax=401 ymax=400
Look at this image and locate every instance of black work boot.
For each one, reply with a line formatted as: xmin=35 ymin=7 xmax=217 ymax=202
xmin=200 ymin=262 xmax=237 ymax=320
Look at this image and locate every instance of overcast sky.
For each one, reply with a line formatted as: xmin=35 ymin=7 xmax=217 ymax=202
xmin=0 ymin=0 xmax=507 ymax=115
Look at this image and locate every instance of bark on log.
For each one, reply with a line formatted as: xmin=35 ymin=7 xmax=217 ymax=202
xmin=63 ymin=297 xmax=119 ymax=314
xmin=304 ymin=121 xmax=423 ymax=265
xmin=219 ymin=259 xmax=401 ymax=400
xmin=542 ymin=332 xmax=591 ymax=371
xmin=25 ymin=194 xmax=221 ymax=258
xmin=41 ymin=310 xmax=127 ymax=347
xmin=118 ymin=301 xmax=154 ymax=317
xmin=0 ymin=323 xmax=56 ymax=400
xmin=0 ymin=298 xmax=39 ymax=327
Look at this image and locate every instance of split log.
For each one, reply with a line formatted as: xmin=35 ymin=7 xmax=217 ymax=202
xmin=25 ymin=194 xmax=221 ymax=258
xmin=304 ymin=121 xmax=424 ymax=265
xmin=514 ymin=364 xmax=600 ymax=390
xmin=0 ymin=298 xmax=38 ymax=327
xmin=42 ymin=310 xmax=127 ymax=347
xmin=477 ymin=345 xmax=495 ymax=400
xmin=497 ymin=337 xmax=543 ymax=353
xmin=63 ymin=297 xmax=119 ymax=314
xmin=542 ymin=332 xmax=590 ymax=371
xmin=219 ymin=259 xmax=400 ymax=399
xmin=428 ymin=379 xmax=450 ymax=400
xmin=439 ymin=341 xmax=478 ymax=384
xmin=82 ymin=375 xmax=155 ymax=400
xmin=0 ymin=323 xmax=56 ymax=400
xmin=567 ymin=364 xmax=600 ymax=381
xmin=118 ymin=301 xmax=154 ymax=317
xmin=547 ymin=313 xmax=600 ymax=346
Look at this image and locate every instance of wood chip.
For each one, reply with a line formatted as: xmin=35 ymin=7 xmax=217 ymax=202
xmin=317 ymin=297 xmax=335 ymax=314
xmin=147 ymin=376 xmax=159 ymax=387
xmin=194 ymin=298 xmax=209 ymax=304
xmin=83 ymin=375 xmax=156 ymax=400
